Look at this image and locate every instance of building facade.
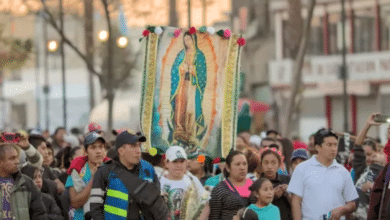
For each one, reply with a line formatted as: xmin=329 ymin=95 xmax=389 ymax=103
xmin=269 ymin=0 xmax=390 ymax=142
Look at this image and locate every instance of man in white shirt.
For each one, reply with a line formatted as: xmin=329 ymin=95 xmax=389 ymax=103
xmin=287 ymin=129 xmax=358 ymax=220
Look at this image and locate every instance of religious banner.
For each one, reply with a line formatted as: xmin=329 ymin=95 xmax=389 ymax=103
xmin=140 ymin=26 xmax=246 ymax=159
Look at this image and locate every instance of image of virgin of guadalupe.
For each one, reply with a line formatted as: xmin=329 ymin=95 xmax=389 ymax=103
xmin=169 ymin=32 xmax=207 ymax=149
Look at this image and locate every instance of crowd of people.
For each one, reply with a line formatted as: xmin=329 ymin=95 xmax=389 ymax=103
xmin=2 ymin=113 xmax=390 ymax=220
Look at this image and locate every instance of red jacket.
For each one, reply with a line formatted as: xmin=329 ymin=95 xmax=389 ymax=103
xmin=67 ymin=156 xmax=110 ymax=175
xmin=383 ymin=139 xmax=390 ymax=163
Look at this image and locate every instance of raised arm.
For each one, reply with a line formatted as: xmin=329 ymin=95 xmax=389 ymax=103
xmin=355 ymin=113 xmax=382 ymax=146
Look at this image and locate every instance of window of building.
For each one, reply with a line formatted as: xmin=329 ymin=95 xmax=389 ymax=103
xmin=308 ymin=24 xmax=324 ymax=55
xmin=354 ymin=15 xmax=375 ymax=53
xmin=381 ymin=17 xmax=389 ymax=51
xmin=329 ymin=22 xmax=339 ymax=54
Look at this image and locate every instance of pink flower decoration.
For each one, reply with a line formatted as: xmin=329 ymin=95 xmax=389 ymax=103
xmin=224 ymin=29 xmax=231 ymax=38
xmin=174 ymin=29 xmax=181 ymax=38
xmin=237 ymin=38 xmax=246 ymax=46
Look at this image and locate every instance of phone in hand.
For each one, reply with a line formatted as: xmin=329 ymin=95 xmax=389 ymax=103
xmin=373 ymin=114 xmax=390 ymax=123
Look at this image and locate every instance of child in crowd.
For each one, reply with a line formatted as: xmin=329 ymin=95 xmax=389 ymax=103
xmin=233 ymin=208 xmax=259 ymax=220
xmin=290 ymin=149 xmax=309 ymax=174
xmin=259 ymin=145 xmax=292 ymax=220
xmin=247 ymin=178 xmax=281 ymax=220
xmin=187 ymin=150 xmax=211 ymax=185
xmin=21 ymin=165 xmax=64 ymax=220
xmin=271 ymin=141 xmax=289 ymax=176
xmin=244 ymin=149 xmax=261 ymax=181
xmin=160 ymin=146 xmax=209 ymax=220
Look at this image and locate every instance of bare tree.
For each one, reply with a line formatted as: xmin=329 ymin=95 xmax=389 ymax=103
xmin=285 ymin=0 xmax=303 ymax=59
xmin=281 ymin=0 xmax=317 ymax=137
xmin=169 ymin=0 xmax=178 ymax=27
xmin=0 ymin=26 xmax=33 ymax=70
xmin=40 ymin=0 xmax=139 ymax=131
xmin=84 ymin=0 xmax=95 ymax=112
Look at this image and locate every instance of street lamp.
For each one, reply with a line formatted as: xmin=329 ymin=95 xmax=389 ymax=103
xmin=19 ymin=4 xmax=28 ymax=16
xmin=98 ymin=30 xmax=109 ymax=42
xmin=47 ymin=40 xmax=58 ymax=52
xmin=117 ymin=36 xmax=128 ymax=48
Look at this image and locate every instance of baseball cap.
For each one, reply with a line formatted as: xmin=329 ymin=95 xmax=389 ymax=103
xmin=249 ymin=135 xmax=262 ymax=147
xmin=165 ymin=146 xmax=187 ymax=162
xmin=64 ymin=135 xmax=80 ymax=148
xmin=84 ymin=132 xmax=106 ymax=146
xmin=290 ymin=148 xmax=309 ymax=161
xmin=114 ymin=130 xmax=146 ymax=149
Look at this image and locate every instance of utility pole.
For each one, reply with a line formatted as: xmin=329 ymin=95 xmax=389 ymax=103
xmin=188 ymin=0 xmax=191 ymax=28
xmin=84 ymin=0 xmax=95 ymax=112
xmin=169 ymin=0 xmax=178 ymax=27
xmin=102 ymin=0 xmax=114 ymax=131
xmin=43 ymin=12 xmax=50 ymax=131
xmin=202 ymin=0 xmax=207 ymax=26
xmin=341 ymin=0 xmax=348 ymax=132
xmin=35 ymin=39 xmax=41 ymax=130
xmin=60 ymin=0 xmax=67 ymax=129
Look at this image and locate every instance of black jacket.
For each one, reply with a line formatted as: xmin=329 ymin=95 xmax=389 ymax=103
xmin=353 ymin=144 xmax=367 ymax=184
xmin=90 ymin=160 xmax=168 ymax=220
xmin=42 ymin=193 xmax=64 ymax=220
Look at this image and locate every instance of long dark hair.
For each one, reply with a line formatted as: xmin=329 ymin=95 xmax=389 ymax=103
xmin=279 ymin=138 xmax=293 ymax=172
xmin=183 ymin=32 xmax=198 ymax=51
xmin=249 ymin=177 xmax=272 ymax=193
xmin=244 ymin=149 xmax=260 ymax=173
xmin=223 ymin=150 xmax=244 ymax=178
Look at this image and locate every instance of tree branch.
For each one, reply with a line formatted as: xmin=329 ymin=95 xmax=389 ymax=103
xmin=40 ymin=0 xmax=106 ymax=88
xmin=115 ymin=61 xmax=135 ymax=86
xmin=281 ymin=0 xmax=316 ymax=137
xmin=114 ymin=49 xmax=141 ymax=86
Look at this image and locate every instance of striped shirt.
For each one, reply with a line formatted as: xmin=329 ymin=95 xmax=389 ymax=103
xmin=209 ymin=178 xmax=256 ymax=220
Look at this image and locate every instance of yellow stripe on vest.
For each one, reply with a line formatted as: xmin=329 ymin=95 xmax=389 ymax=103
xmin=106 ymin=189 xmax=128 ymax=201
xmin=104 ymin=204 xmax=127 ymax=217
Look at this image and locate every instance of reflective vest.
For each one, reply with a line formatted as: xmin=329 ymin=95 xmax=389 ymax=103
xmin=103 ymin=159 xmax=155 ymax=220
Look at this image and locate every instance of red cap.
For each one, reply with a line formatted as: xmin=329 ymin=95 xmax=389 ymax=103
xmin=293 ymin=141 xmax=308 ymax=150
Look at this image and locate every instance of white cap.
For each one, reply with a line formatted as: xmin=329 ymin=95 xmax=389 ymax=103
xmin=249 ymin=135 xmax=262 ymax=147
xmin=64 ymin=135 xmax=80 ymax=148
xmin=165 ymin=146 xmax=187 ymax=161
